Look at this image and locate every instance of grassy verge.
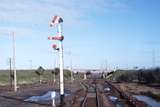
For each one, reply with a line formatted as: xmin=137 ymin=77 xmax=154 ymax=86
xmin=0 ymin=69 xmax=73 ymax=85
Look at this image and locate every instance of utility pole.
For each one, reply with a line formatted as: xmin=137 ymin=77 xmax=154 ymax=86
xmin=12 ymin=32 xmax=17 ymax=92
xmin=105 ymin=60 xmax=108 ymax=72
xmin=152 ymin=49 xmax=156 ymax=68
xmin=69 ymin=51 xmax=74 ymax=81
xmin=9 ymin=57 xmax=13 ymax=87
xmin=53 ymin=55 xmax=56 ymax=83
xmin=29 ymin=60 xmax=32 ymax=69
xmin=0 ymin=31 xmax=17 ymax=91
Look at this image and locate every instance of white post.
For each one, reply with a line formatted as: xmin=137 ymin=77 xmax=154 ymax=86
xmin=70 ymin=53 xmax=73 ymax=81
xmin=9 ymin=57 xmax=12 ymax=87
xmin=54 ymin=72 xmax=56 ymax=83
xmin=49 ymin=16 xmax=64 ymax=105
xmin=12 ymin=32 xmax=17 ymax=92
xmin=51 ymin=92 xmax=56 ymax=107
xmin=52 ymin=99 xmax=55 ymax=107
xmin=84 ymin=73 xmax=86 ymax=80
xmin=29 ymin=60 xmax=32 ymax=69
xmin=54 ymin=54 xmax=56 ymax=83
xmin=58 ymin=24 xmax=64 ymax=96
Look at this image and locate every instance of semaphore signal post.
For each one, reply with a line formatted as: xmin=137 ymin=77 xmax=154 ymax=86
xmin=48 ymin=16 xmax=64 ymax=106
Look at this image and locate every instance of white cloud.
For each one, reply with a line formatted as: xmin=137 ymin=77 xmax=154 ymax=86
xmin=0 ymin=0 xmax=130 ymax=41
xmin=0 ymin=0 xmax=129 ymax=25
xmin=0 ymin=0 xmax=130 ymax=39
xmin=0 ymin=0 xmax=131 ymax=68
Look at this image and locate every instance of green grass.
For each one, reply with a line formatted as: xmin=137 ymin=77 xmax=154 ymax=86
xmin=0 ymin=71 xmax=10 ymax=85
xmin=0 ymin=69 xmax=73 ymax=85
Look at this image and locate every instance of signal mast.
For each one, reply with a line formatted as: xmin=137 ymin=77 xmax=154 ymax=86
xmin=48 ymin=16 xmax=64 ymax=105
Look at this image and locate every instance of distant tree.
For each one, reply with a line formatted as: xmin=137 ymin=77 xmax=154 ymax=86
xmin=35 ymin=66 xmax=45 ymax=84
xmin=138 ymin=69 xmax=143 ymax=83
xmin=153 ymin=68 xmax=160 ymax=82
xmin=86 ymin=71 xmax=91 ymax=75
xmin=133 ymin=66 xmax=138 ymax=70
xmin=109 ymin=68 xmax=160 ymax=83
xmin=52 ymin=68 xmax=59 ymax=75
xmin=117 ymin=74 xmax=128 ymax=82
xmin=144 ymin=70 xmax=154 ymax=83
xmin=51 ymin=68 xmax=59 ymax=82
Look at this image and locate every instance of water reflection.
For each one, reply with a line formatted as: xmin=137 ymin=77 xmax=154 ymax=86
xmin=133 ymin=95 xmax=160 ymax=107
xmin=24 ymin=91 xmax=69 ymax=102
xmin=109 ymin=96 xmax=122 ymax=107
xmin=109 ymin=95 xmax=118 ymax=102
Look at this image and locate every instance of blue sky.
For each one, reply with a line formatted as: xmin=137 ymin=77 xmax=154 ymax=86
xmin=0 ymin=0 xmax=160 ymax=69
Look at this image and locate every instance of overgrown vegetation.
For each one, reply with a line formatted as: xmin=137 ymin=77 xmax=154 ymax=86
xmin=0 ymin=68 xmax=74 ymax=85
xmin=109 ymin=68 xmax=160 ymax=83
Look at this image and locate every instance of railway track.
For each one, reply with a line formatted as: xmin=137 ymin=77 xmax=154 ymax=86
xmin=80 ymin=79 xmax=149 ymax=107
xmin=104 ymin=80 xmax=149 ymax=107
xmin=81 ymin=80 xmax=100 ymax=107
xmin=69 ymin=79 xmax=150 ymax=107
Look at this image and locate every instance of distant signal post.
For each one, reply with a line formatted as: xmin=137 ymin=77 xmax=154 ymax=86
xmin=0 ymin=31 xmax=17 ymax=92
xmin=12 ymin=32 xmax=17 ymax=92
xmin=48 ymin=16 xmax=64 ymax=106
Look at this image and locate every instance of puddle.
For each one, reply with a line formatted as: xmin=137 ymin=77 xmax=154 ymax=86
xmin=116 ymin=104 xmax=123 ymax=107
xmin=104 ymin=87 xmax=111 ymax=91
xmin=24 ymin=90 xmax=70 ymax=103
xmin=133 ymin=95 xmax=160 ymax=107
xmin=109 ymin=96 xmax=123 ymax=107
xmin=109 ymin=95 xmax=118 ymax=102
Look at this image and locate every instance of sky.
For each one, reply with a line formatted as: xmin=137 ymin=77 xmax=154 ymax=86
xmin=0 ymin=0 xmax=160 ymax=69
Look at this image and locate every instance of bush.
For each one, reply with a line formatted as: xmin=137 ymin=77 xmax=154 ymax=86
xmin=109 ymin=68 xmax=160 ymax=83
